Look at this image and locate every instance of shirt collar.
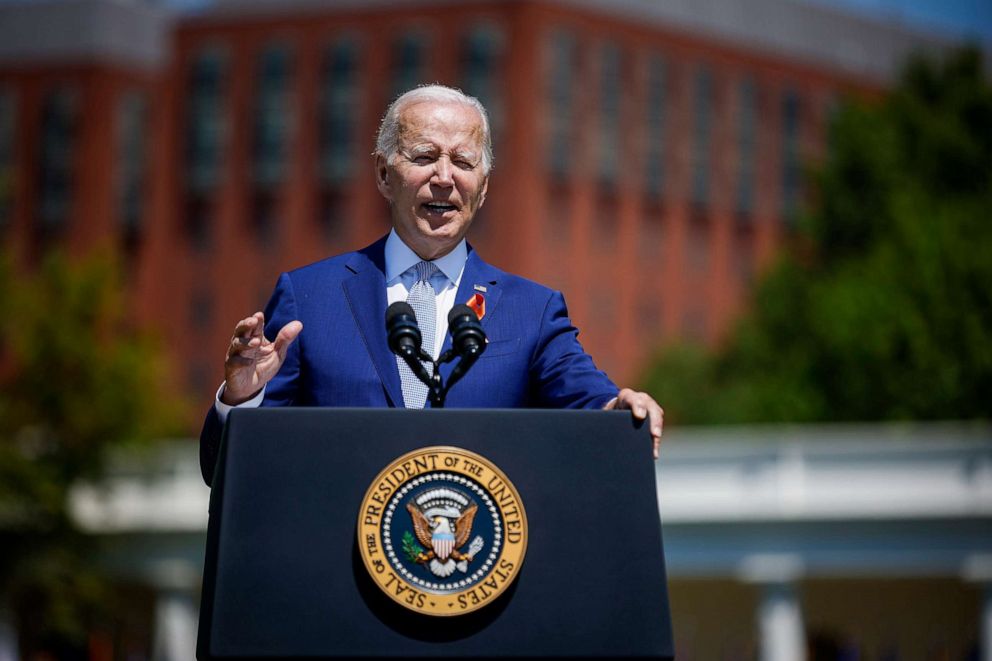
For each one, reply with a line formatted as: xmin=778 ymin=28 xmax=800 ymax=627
xmin=384 ymin=229 xmax=467 ymax=287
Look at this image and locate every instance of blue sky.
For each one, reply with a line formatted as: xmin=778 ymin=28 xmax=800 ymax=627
xmin=159 ymin=0 xmax=992 ymax=43
xmin=1 ymin=0 xmax=990 ymax=43
xmin=800 ymin=0 xmax=992 ymax=42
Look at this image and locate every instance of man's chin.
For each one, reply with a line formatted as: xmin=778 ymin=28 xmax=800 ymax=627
xmin=404 ymin=223 xmax=469 ymax=259
xmin=416 ymin=213 xmax=471 ymax=236
xmin=418 ymin=211 xmax=460 ymax=229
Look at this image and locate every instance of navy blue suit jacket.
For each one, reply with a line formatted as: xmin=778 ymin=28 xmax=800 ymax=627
xmin=199 ymin=236 xmax=618 ymax=484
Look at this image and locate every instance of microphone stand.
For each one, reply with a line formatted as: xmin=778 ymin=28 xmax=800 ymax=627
xmin=388 ymin=301 xmax=486 ymax=409
xmin=402 ymin=345 xmax=483 ymax=409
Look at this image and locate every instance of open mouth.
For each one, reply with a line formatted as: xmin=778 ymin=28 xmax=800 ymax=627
xmin=422 ymin=201 xmax=458 ymax=215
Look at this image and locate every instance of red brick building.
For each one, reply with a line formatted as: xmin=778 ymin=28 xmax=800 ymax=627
xmin=0 ymin=0 xmax=953 ymax=408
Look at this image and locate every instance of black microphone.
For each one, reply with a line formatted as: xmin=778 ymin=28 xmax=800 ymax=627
xmin=443 ymin=305 xmax=486 ymax=397
xmin=448 ymin=304 xmax=487 ymax=358
xmin=385 ymin=301 xmax=422 ymax=358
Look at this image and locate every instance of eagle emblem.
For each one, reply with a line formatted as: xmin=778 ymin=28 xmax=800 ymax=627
xmin=359 ymin=446 xmax=528 ymax=615
xmin=405 ymin=488 xmax=485 ymax=578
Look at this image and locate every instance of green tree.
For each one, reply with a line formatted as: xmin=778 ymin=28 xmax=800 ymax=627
xmin=0 ymin=250 xmax=187 ymax=655
xmin=641 ymin=47 xmax=992 ymax=424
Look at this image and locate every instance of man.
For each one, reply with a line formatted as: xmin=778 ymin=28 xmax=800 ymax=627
xmin=200 ymin=85 xmax=663 ymax=486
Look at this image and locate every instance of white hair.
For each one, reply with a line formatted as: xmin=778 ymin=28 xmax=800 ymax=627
xmin=375 ymin=84 xmax=493 ymax=174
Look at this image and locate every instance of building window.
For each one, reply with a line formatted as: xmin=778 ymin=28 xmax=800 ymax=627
xmin=185 ymin=45 xmax=229 ymax=194
xmin=184 ymin=45 xmax=230 ymax=250
xmin=319 ymin=35 xmax=360 ymax=186
xmin=253 ymin=43 xmax=293 ymax=188
xmin=460 ymin=23 xmax=505 ymax=139
xmin=116 ymin=91 xmax=148 ymax=250
xmin=595 ymin=42 xmax=624 ymax=252
xmin=782 ymin=88 xmax=803 ymax=223
xmin=545 ymin=28 xmax=577 ymax=182
xmin=598 ymin=42 xmax=622 ymax=188
xmin=643 ymin=54 xmax=667 ymax=205
xmin=252 ymin=43 xmax=294 ymax=246
xmin=691 ymin=66 xmax=713 ymax=209
xmin=318 ymin=34 xmax=360 ymax=241
xmin=37 ymin=87 xmax=78 ymax=239
xmin=391 ymin=30 xmax=429 ymax=99
xmin=736 ymin=77 xmax=757 ymax=222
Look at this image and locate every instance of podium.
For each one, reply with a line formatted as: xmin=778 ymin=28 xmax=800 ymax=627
xmin=197 ymin=408 xmax=673 ymax=659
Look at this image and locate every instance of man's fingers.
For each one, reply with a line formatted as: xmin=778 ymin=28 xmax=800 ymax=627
xmin=615 ymin=388 xmax=646 ymax=415
xmin=613 ymin=388 xmax=664 ymax=460
xmin=233 ymin=312 xmax=265 ymax=339
xmin=226 ymin=353 xmax=256 ymax=368
xmin=232 ymin=316 xmax=256 ymax=337
xmin=273 ymin=320 xmax=303 ymax=357
xmin=643 ymin=399 xmax=664 ymax=436
xmin=228 ymin=334 xmax=262 ymax=357
xmin=649 ymin=405 xmax=664 ymax=460
xmin=226 ymin=313 xmax=268 ymax=371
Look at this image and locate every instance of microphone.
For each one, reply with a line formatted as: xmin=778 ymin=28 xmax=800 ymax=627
xmin=385 ymin=301 xmax=422 ymax=358
xmin=443 ymin=305 xmax=486 ymax=395
xmin=447 ymin=304 xmax=487 ymax=358
xmin=386 ymin=301 xmax=435 ymax=397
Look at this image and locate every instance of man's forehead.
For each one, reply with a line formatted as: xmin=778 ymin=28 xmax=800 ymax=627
xmin=396 ymin=101 xmax=484 ymax=149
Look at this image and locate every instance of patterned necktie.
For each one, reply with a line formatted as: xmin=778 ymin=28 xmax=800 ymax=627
xmin=398 ymin=260 xmax=439 ymax=408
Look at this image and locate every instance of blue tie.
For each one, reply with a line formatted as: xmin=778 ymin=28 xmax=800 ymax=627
xmin=398 ymin=261 xmax=438 ymax=408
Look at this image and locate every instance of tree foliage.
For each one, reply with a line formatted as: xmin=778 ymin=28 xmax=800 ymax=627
xmin=0 ymin=250 xmax=187 ymax=654
xmin=641 ymin=47 xmax=992 ymax=425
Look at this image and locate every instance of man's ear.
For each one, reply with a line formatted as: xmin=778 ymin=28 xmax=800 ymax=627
xmin=478 ymin=176 xmax=489 ymax=209
xmin=374 ymin=153 xmax=391 ymax=199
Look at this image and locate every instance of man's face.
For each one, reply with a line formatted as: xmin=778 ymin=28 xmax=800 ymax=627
xmin=376 ymin=100 xmax=489 ymax=261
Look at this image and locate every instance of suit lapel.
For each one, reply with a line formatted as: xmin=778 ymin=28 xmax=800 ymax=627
xmin=442 ymin=246 xmax=503 ymax=356
xmin=343 ymin=237 xmax=404 ymax=407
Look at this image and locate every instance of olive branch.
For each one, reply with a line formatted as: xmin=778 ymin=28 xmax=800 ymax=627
xmin=402 ymin=531 xmax=424 ymax=562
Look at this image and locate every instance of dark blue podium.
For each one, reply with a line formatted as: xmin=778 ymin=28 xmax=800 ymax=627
xmin=197 ymin=409 xmax=673 ymax=659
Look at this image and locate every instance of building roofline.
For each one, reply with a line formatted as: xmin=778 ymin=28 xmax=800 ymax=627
xmin=193 ymin=0 xmax=985 ymax=82
xmin=0 ymin=0 xmax=175 ymax=70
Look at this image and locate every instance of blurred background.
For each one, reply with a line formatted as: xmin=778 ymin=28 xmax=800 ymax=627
xmin=0 ymin=0 xmax=989 ymax=658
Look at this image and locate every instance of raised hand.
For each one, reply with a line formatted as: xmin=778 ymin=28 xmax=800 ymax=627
xmin=221 ymin=312 xmax=303 ymax=405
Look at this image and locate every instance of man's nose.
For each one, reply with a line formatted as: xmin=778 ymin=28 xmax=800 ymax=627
xmin=431 ymin=157 xmax=454 ymax=186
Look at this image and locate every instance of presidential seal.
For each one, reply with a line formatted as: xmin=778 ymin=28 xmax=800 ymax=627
xmin=358 ymin=447 xmax=528 ymax=616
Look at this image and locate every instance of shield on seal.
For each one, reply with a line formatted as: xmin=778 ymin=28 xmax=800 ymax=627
xmin=432 ymin=525 xmax=455 ymax=560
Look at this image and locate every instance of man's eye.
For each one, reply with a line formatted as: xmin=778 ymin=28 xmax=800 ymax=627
xmin=412 ymin=155 xmax=434 ymax=164
xmin=455 ymin=160 xmax=475 ymax=170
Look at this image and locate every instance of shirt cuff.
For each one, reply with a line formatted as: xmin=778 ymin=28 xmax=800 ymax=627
xmin=214 ymin=382 xmax=265 ymax=424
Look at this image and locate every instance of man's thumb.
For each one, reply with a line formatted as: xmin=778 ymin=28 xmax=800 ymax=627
xmin=274 ymin=320 xmax=303 ymax=355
